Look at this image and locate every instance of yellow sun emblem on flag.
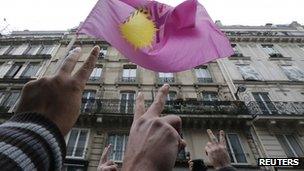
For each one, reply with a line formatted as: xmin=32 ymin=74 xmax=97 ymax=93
xmin=120 ymin=9 xmax=157 ymax=49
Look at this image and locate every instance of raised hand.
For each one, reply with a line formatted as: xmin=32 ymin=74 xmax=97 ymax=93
xmin=205 ymin=129 xmax=231 ymax=170
xmin=122 ymin=84 xmax=186 ymax=171
xmin=97 ymin=144 xmax=117 ymax=171
xmin=16 ymin=46 xmax=100 ymax=135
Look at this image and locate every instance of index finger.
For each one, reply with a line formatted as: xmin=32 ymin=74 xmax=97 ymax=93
xmin=58 ymin=47 xmax=82 ymax=75
xmin=219 ymin=130 xmax=226 ymax=146
xmin=100 ymin=144 xmax=111 ymax=164
xmin=146 ymin=84 xmax=170 ymax=117
xmin=73 ymin=46 xmax=100 ymax=84
xmin=207 ymin=129 xmax=218 ymax=143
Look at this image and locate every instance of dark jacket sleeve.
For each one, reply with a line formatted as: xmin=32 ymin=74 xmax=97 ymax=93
xmin=0 ymin=113 xmax=66 ymax=171
xmin=218 ymin=166 xmax=237 ymax=171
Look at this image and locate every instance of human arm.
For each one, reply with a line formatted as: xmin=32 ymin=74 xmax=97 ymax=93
xmin=0 ymin=46 xmax=100 ymax=171
xmin=122 ymin=84 xmax=186 ymax=171
xmin=205 ymin=129 xmax=237 ymax=171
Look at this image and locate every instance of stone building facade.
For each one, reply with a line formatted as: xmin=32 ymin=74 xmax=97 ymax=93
xmin=0 ymin=22 xmax=303 ymax=171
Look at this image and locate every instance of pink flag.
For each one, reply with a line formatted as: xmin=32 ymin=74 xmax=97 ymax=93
xmin=78 ymin=0 xmax=233 ymax=72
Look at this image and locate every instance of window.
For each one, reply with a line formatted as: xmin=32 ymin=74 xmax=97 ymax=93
xmin=300 ymin=45 xmax=304 ymax=52
xmin=25 ymin=45 xmax=41 ymax=55
xmin=108 ymin=134 xmax=128 ymax=162
xmin=195 ymin=66 xmax=213 ymax=83
xmin=277 ymin=135 xmax=304 ymax=157
xmin=122 ymin=65 xmax=136 ymax=82
xmin=62 ymin=164 xmax=86 ymax=171
xmin=281 ymin=66 xmax=304 ymax=81
xmin=237 ymin=65 xmax=262 ymax=81
xmin=226 ymin=133 xmax=247 ymax=164
xmin=167 ymin=91 xmax=177 ymax=101
xmin=252 ymin=92 xmax=277 ymax=114
xmin=262 ymin=44 xmax=283 ymax=57
xmin=100 ymin=46 xmax=108 ymax=58
xmin=66 ymin=128 xmax=90 ymax=159
xmin=40 ymin=45 xmax=55 ymax=55
xmin=8 ymin=44 xmax=28 ymax=56
xmin=89 ymin=66 xmax=102 ymax=81
xmin=0 ymin=45 xmax=11 ymax=55
xmin=21 ymin=63 xmax=40 ymax=78
xmin=159 ymin=72 xmax=174 ymax=83
xmin=231 ymin=44 xmax=243 ymax=57
xmin=0 ymin=91 xmax=5 ymax=104
xmin=202 ymin=92 xmax=218 ymax=101
xmin=81 ymin=90 xmax=96 ymax=113
xmin=7 ymin=46 xmax=18 ymax=55
xmin=120 ymin=92 xmax=135 ymax=114
xmin=4 ymin=63 xmax=23 ymax=78
xmin=1 ymin=91 xmax=20 ymax=109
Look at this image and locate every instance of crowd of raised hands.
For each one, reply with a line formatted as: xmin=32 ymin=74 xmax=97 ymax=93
xmin=9 ymin=46 xmax=235 ymax=171
xmin=97 ymin=84 xmax=234 ymax=171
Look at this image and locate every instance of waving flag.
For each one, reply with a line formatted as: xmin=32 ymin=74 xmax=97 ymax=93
xmin=78 ymin=0 xmax=233 ymax=72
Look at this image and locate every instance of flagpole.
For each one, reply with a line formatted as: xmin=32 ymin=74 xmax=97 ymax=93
xmin=55 ymin=33 xmax=78 ymax=72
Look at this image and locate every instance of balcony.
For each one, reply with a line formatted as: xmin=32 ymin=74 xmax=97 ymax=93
xmin=246 ymin=101 xmax=304 ymax=115
xmin=80 ymin=99 xmax=249 ymax=116
xmin=197 ymin=77 xmax=213 ymax=83
xmin=157 ymin=77 xmax=175 ymax=84
xmin=115 ymin=77 xmax=138 ymax=85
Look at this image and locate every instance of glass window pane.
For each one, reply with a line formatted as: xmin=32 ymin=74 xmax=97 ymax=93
xmin=228 ymin=134 xmax=247 ymax=163
xmin=5 ymin=63 xmax=23 ymax=78
xmin=40 ymin=45 xmax=55 ymax=55
xmin=286 ymin=135 xmax=304 ymax=157
xmin=67 ymin=130 xmax=79 ymax=156
xmin=74 ymin=130 xmax=88 ymax=157
xmin=115 ymin=135 xmax=123 ymax=161
xmin=277 ymin=135 xmax=295 ymax=157
xmin=2 ymin=92 xmax=20 ymax=108
xmin=26 ymin=45 xmax=41 ymax=55
xmin=22 ymin=63 xmax=40 ymax=77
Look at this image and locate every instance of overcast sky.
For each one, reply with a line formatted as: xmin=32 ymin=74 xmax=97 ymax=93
xmin=0 ymin=0 xmax=303 ymax=31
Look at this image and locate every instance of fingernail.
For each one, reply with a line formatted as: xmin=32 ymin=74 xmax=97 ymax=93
xmin=70 ymin=47 xmax=81 ymax=53
xmin=163 ymin=84 xmax=170 ymax=89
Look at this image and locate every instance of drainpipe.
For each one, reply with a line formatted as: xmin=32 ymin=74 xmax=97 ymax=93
xmin=216 ymin=59 xmax=237 ymax=100
xmin=55 ymin=34 xmax=78 ymax=72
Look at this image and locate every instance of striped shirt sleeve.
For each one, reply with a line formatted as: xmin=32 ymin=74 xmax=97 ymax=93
xmin=0 ymin=113 xmax=66 ymax=171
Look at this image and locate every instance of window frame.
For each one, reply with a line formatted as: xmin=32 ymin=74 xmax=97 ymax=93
xmin=4 ymin=62 xmax=24 ymax=78
xmin=119 ymin=91 xmax=135 ymax=114
xmin=89 ymin=66 xmax=103 ymax=81
xmin=281 ymin=65 xmax=304 ymax=81
xmin=201 ymin=92 xmax=219 ymax=101
xmin=226 ymin=133 xmax=248 ymax=164
xmin=237 ymin=64 xmax=262 ymax=81
xmin=122 ymin=65 xmax=137 ymax=82
xmin=65 ymin=128 xmax=90 ymax=159
xmin=261 ymin=44 xmax=283 ymax=58
xmin=277 ymin=134 xmax=304 ymax=157
xmin=107 ymin=134 xmax=128 ymax=162
xmin=195 ymin=66 xmax=213 ymax=83
xmin=20 ymin=62 xmax=41 ymax=78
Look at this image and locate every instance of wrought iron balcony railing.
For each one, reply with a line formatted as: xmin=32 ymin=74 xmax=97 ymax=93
xmin=246 ymin=101 xmax=304 ymax=115
xmin=80 ymin=99 xmax=248 ymax=115
xmin=197 ymin=78 xmax=213 ymax=83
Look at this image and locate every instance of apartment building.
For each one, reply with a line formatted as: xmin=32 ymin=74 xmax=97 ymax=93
xmin=218 ymin=21 xmax=304 ymax=171
xmin=0 ymin=21 xmax=303 ymax=171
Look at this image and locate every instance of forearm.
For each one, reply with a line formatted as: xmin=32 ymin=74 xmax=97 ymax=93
xmin=0 ymin=113 xmax=66 ymax=171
